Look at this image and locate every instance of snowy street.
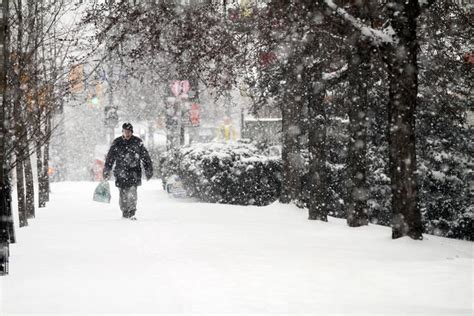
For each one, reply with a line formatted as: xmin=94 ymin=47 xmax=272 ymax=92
xmin=0 ymin=1 xmax=472 ymax=315
xmin=1 ymin=180 xmax=472 ymax=315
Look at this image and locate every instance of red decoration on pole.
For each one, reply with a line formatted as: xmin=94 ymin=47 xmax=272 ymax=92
xmin=181 ymin=80 xmax=190 ymax=94
xmin=189 ymin=103 xmax=200 ymax=126
xmin=171 ymin=80 xmax=191 ymax=97
xmin=171 ymin=81 xmax=181 ymax=97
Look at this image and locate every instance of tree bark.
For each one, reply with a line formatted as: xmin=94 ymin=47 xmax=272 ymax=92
xmin=38 ymin=112 xmax=50 ymax=206
xmin=36 ymin=134 xmax=46 ymax=207
xmin=307 ymin=77 xmax=329 ymax=221
xmin=0 ymin=0 xmax=13 ymax=275
xmin=21 ymin=0 xmax=36 ymax=218
xmin=43 ymin=113 xmax=51 ymax=202
xmin=0 ymin=174 xmax=14 ymax=241
xmin=12 ymin=0 xmax=28 ymax=227
xmin=35 ymin=88 xmax=46 ymax=206
xmin=13 ymin=105 xmax=28 ymax=226
xmin=280 ymin=98 xmax=303 ymax=203
xmin=24 ymin=147 xmax=35 ymax=218
xmin=385 ymin=0 xmax=423 ymax=239
xmin=15 ymin=155 xmax=28 ymax=227
xmin=346 ymin=38 xmax=370 ymax=227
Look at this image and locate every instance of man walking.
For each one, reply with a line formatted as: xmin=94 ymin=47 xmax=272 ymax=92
xmin=103 ymin=123 xmax=153 ymax=220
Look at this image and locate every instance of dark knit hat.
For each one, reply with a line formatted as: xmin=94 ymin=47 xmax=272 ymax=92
xmin=122 ymin=122 xmax=133 ymax=132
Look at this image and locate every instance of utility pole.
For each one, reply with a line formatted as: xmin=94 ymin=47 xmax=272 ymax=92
xmin=0 ymin=0 xmax=15 ymax=276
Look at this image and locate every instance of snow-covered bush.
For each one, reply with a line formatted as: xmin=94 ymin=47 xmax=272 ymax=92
xmin=418 ymin=142 xmax=473 ymax=240
xmin=416 ymin=1 xmax=473 ymax=240
xmin=160 ymin=142 xmax=282 ymax=206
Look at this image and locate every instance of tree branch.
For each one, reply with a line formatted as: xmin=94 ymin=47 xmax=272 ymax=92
xmin=323 ymin=0 xmax=397 ymax=46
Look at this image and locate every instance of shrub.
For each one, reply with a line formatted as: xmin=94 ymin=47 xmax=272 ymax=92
xmin=160 ymin=142 xmax=282 ymax=206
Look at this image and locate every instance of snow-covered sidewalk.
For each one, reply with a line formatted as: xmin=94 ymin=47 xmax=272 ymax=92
xmin=1 ymin=180 xmax=472 ymax=315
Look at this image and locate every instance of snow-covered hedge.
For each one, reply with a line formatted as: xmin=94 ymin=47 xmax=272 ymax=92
xmin=159 ymin=142 xmax=282 ymax=206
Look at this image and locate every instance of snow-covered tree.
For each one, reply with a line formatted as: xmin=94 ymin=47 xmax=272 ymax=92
xmin=416 ymin=1 xmax=473 ymax=239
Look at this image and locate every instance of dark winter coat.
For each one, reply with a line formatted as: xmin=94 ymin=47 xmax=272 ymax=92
xmin=103 ymin=135 xmax=153 ymax=188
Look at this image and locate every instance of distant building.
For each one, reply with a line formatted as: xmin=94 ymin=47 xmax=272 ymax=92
xmin=241 ymin=117 xmax=282 ymax=145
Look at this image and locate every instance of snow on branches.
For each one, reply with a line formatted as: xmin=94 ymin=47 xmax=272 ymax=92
xmin=323 ymin=0 xmax=397 ymax=46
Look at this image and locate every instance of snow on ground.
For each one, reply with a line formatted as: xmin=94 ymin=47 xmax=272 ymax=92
xmin=1 ymin=180 xmax=473 ymax=315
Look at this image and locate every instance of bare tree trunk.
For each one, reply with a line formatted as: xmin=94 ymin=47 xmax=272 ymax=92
xmin=24 ymin=147 xmax=35 ymax=218
xmin=346 ymin=36 xmax=370 ymax=227
xmin=0 ymin=0 xmax=13 ymax=276
xmin=13 ymin=101 xmax=28 ymax=226
xmin=37 ymin=111 xmax=50 ymax=206
xmin=280 ymin=99 xmax=302 ymax=203
xmin=279 ymin=51 xmax=305 ymax=204
xmin=0 ymin=176 xmax=13 ymax=275
xmin=37 ymin=114 xmax=48 ymax=206
xmin=43 ymin=113 xmax=50 ymax=202
xmin=37 ymin=0 xmax=52 ymax=206
xmin=34 ymin=86 xmax=46 ymax=207
xmin=385 ymin=0 xmax=423 ymax=240
xmin=15 ymin=154 xmax=28 ymax=227
xmin=21 ymin=0 xmax=37 ymax=218
xmin=13 ymin=72 xmax=28 ymax=227
xmin=307 ymin=77 xmax=329 ymax=221
xmin=12 ymin=0 xmax=28 ymax=227
xmin=36 ymin=133 xmax=46 ymax=207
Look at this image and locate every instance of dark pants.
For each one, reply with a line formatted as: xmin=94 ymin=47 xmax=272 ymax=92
xmin=119 ymin=186 xmax=137 ymax=218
